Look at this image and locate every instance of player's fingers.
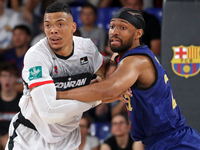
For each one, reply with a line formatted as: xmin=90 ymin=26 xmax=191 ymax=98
xmin=119 ymin=95 xmax=128 ymax=103
xmin=123 ymin=90 xmax=132 ymax=97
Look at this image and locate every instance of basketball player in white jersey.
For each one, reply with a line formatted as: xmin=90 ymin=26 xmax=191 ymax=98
xmin=5 ymin=2 xmax=131 ymax=150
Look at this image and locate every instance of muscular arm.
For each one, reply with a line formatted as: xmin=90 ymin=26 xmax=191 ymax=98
xmin=30 ymin=83 xmax=101 ymax=124
xmin=95 ymin=56 xmax=116 ymax=80
xmin=57 ymin=55 xmax=151 ymax=102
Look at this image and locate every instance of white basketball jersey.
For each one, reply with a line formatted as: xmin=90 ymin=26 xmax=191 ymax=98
xmin=19 ymin=36 xmax=103 ymax=143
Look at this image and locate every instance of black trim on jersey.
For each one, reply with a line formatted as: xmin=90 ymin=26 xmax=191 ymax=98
xmin=53 ymin=72 xmax=93 ymax=91
xmin=8 ymin=118 xmax=20 ymax=150
xmin=8 ymin=112 xmax=37 ymax=150
xmin=54 ymin=42 xmax=74 ymax=60
xmin=17 ymin=112 xmax=37 ymax=131
xmin=22 ymin=78 xmax=29 ymax=89
xmin=122 ymin=53 xmax=158 ymax=91
xmin=114 ymin=55 xmax=120 ymax=63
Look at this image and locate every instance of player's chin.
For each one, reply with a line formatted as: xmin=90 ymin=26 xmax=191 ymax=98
xmin=51 ymin=45 xmax=62 ymax=52
xmin=110 ymin=46 xmax=121 ymax=53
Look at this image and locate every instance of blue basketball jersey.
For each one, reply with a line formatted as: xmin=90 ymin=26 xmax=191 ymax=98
xmin=118 ymin=45 xmax=186 ymax=142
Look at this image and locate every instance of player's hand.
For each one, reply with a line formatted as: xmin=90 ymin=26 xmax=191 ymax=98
xmin=102 ymin=88 xmax=132 ymax=103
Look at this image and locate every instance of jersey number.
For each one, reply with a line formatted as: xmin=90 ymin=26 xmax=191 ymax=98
xmin=124 ymin=95 xmax=133 ymax=111
xmin=165 ymin=74 xmax=177 ymax=109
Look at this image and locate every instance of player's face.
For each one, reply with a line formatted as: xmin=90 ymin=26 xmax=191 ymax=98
xmin=44 ymin=12 xmax=76 ymax=52
xmin=109 ymin=18 xmax=136 ymax=53
xmin=111 ymin=115 xmax=130 ymax=137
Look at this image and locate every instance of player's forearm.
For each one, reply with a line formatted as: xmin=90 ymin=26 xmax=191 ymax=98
xmin=31 ymin=84 xmax=101 ymax=124
xmin=57 ymin=79 xmax=122 ymax=102
xmin=95 ymin=57 xmax=116 ymax=80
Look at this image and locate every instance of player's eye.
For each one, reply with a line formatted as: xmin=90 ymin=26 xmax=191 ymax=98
xmin=59 ymin=23 xmax=63 ymax=26
xmin=46 ymin=24 xmax=50 ymax=28
xmin=110 ymin=25 xmax=114 ymax=29
xmin=121 ymin=26 xmax=126 ymax=30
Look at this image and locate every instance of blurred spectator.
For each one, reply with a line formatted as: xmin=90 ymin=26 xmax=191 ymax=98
xmin=0 ymin=0 xmax=26 ymax=50
xmin=103 ymin=35 xmax=113 ymax=57
xmin=99 ymin=0 xmax=125 ymax=8
xmin=85 ymin=103 xmax=112 ymax=122
xmin=6 ymin=0 xmax=24 ymax=12
xmin=142 ymin=0 xmax=153 ymax=9
xmin=79 ymin=114 xmax=100 ymax=150
xmin=30 ymin=18 xmax=45 ymax=46
xmin=79 ymin=3 xmax=106 ymax=53
xmin=99 ymin=0 xmax=153 ymax=9
xmin=22 ymin=0 xmax=54 ymax=37
xmin=154 ymin=0 xmax=163 ymax=8
xmin=100 ymin=114 xmax=136 ymax=150
xmin=0 ymin=62 xmax=22 ymax=150
xmin=2 ymin=24 xmax=31 ymax=92
xmin=124 ymin=0 xmax=161 ymax=59
xmin=2 ymin=24 xmax=31 ymax=77
xmin=74 ymin=28 xmax=82 ymax=37
xmin=58 ymin=0 xmax=88 ymax=7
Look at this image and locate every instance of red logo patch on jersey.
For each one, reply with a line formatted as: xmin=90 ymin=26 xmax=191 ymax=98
xmin=54 ymin=66 xmax=58 ymax=73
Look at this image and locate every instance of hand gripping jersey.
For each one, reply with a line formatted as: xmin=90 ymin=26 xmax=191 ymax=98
xmin=118 ymin=45 xmax=186 ymax=144
xmin=19 ymin=36 xmax=103 ymax=143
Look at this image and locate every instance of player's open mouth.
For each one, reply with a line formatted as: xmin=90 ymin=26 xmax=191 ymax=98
xmin=110 ymin=38 xmax=121 ymax=45
xmin=50 ymin=37 xmax=61 ymax=44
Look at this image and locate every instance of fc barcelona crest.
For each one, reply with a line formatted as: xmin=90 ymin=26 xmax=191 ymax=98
xmin=171 ymin=45 xmax=200 ymax=78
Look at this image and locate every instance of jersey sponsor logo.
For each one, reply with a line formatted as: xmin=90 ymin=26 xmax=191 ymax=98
xmin=28 ymin=66 xmax=42 ymax=81
xmin=53 ymin=73 xmax=92 ymax=91
xmin=55 ymin=78 xmax=87 ymax=89
xmin=171 ymin=45 xmax=200 ymax=78
xmin=80 ymin=56 xmax=88 ymax=65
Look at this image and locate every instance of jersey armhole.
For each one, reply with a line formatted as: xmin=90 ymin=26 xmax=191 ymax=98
xmin=123 ymin=53 xmax=158 ymax=90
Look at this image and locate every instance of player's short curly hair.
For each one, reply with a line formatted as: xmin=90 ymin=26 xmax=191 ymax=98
xmin=45 ymin=2 xmax=72 ymax=15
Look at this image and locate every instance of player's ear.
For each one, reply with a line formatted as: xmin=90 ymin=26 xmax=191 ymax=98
xmin=72 ymin=22 xmax=77 ymax=34
xmin=135 ymin=29 xmax=143 ymax=39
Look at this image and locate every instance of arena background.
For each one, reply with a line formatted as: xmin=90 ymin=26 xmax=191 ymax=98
xmin=161 ymin=0 xmax=200 ymax=133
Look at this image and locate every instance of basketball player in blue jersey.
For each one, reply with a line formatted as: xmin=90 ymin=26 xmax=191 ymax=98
xmin=57 ymin=8 xmax=200 ymax=149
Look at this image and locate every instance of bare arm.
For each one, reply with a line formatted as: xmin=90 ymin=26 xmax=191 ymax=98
xmin=57 ymin=55 xmax=146 ymax=102
xmin=95 ymin=56 xmax=116 ymax=80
